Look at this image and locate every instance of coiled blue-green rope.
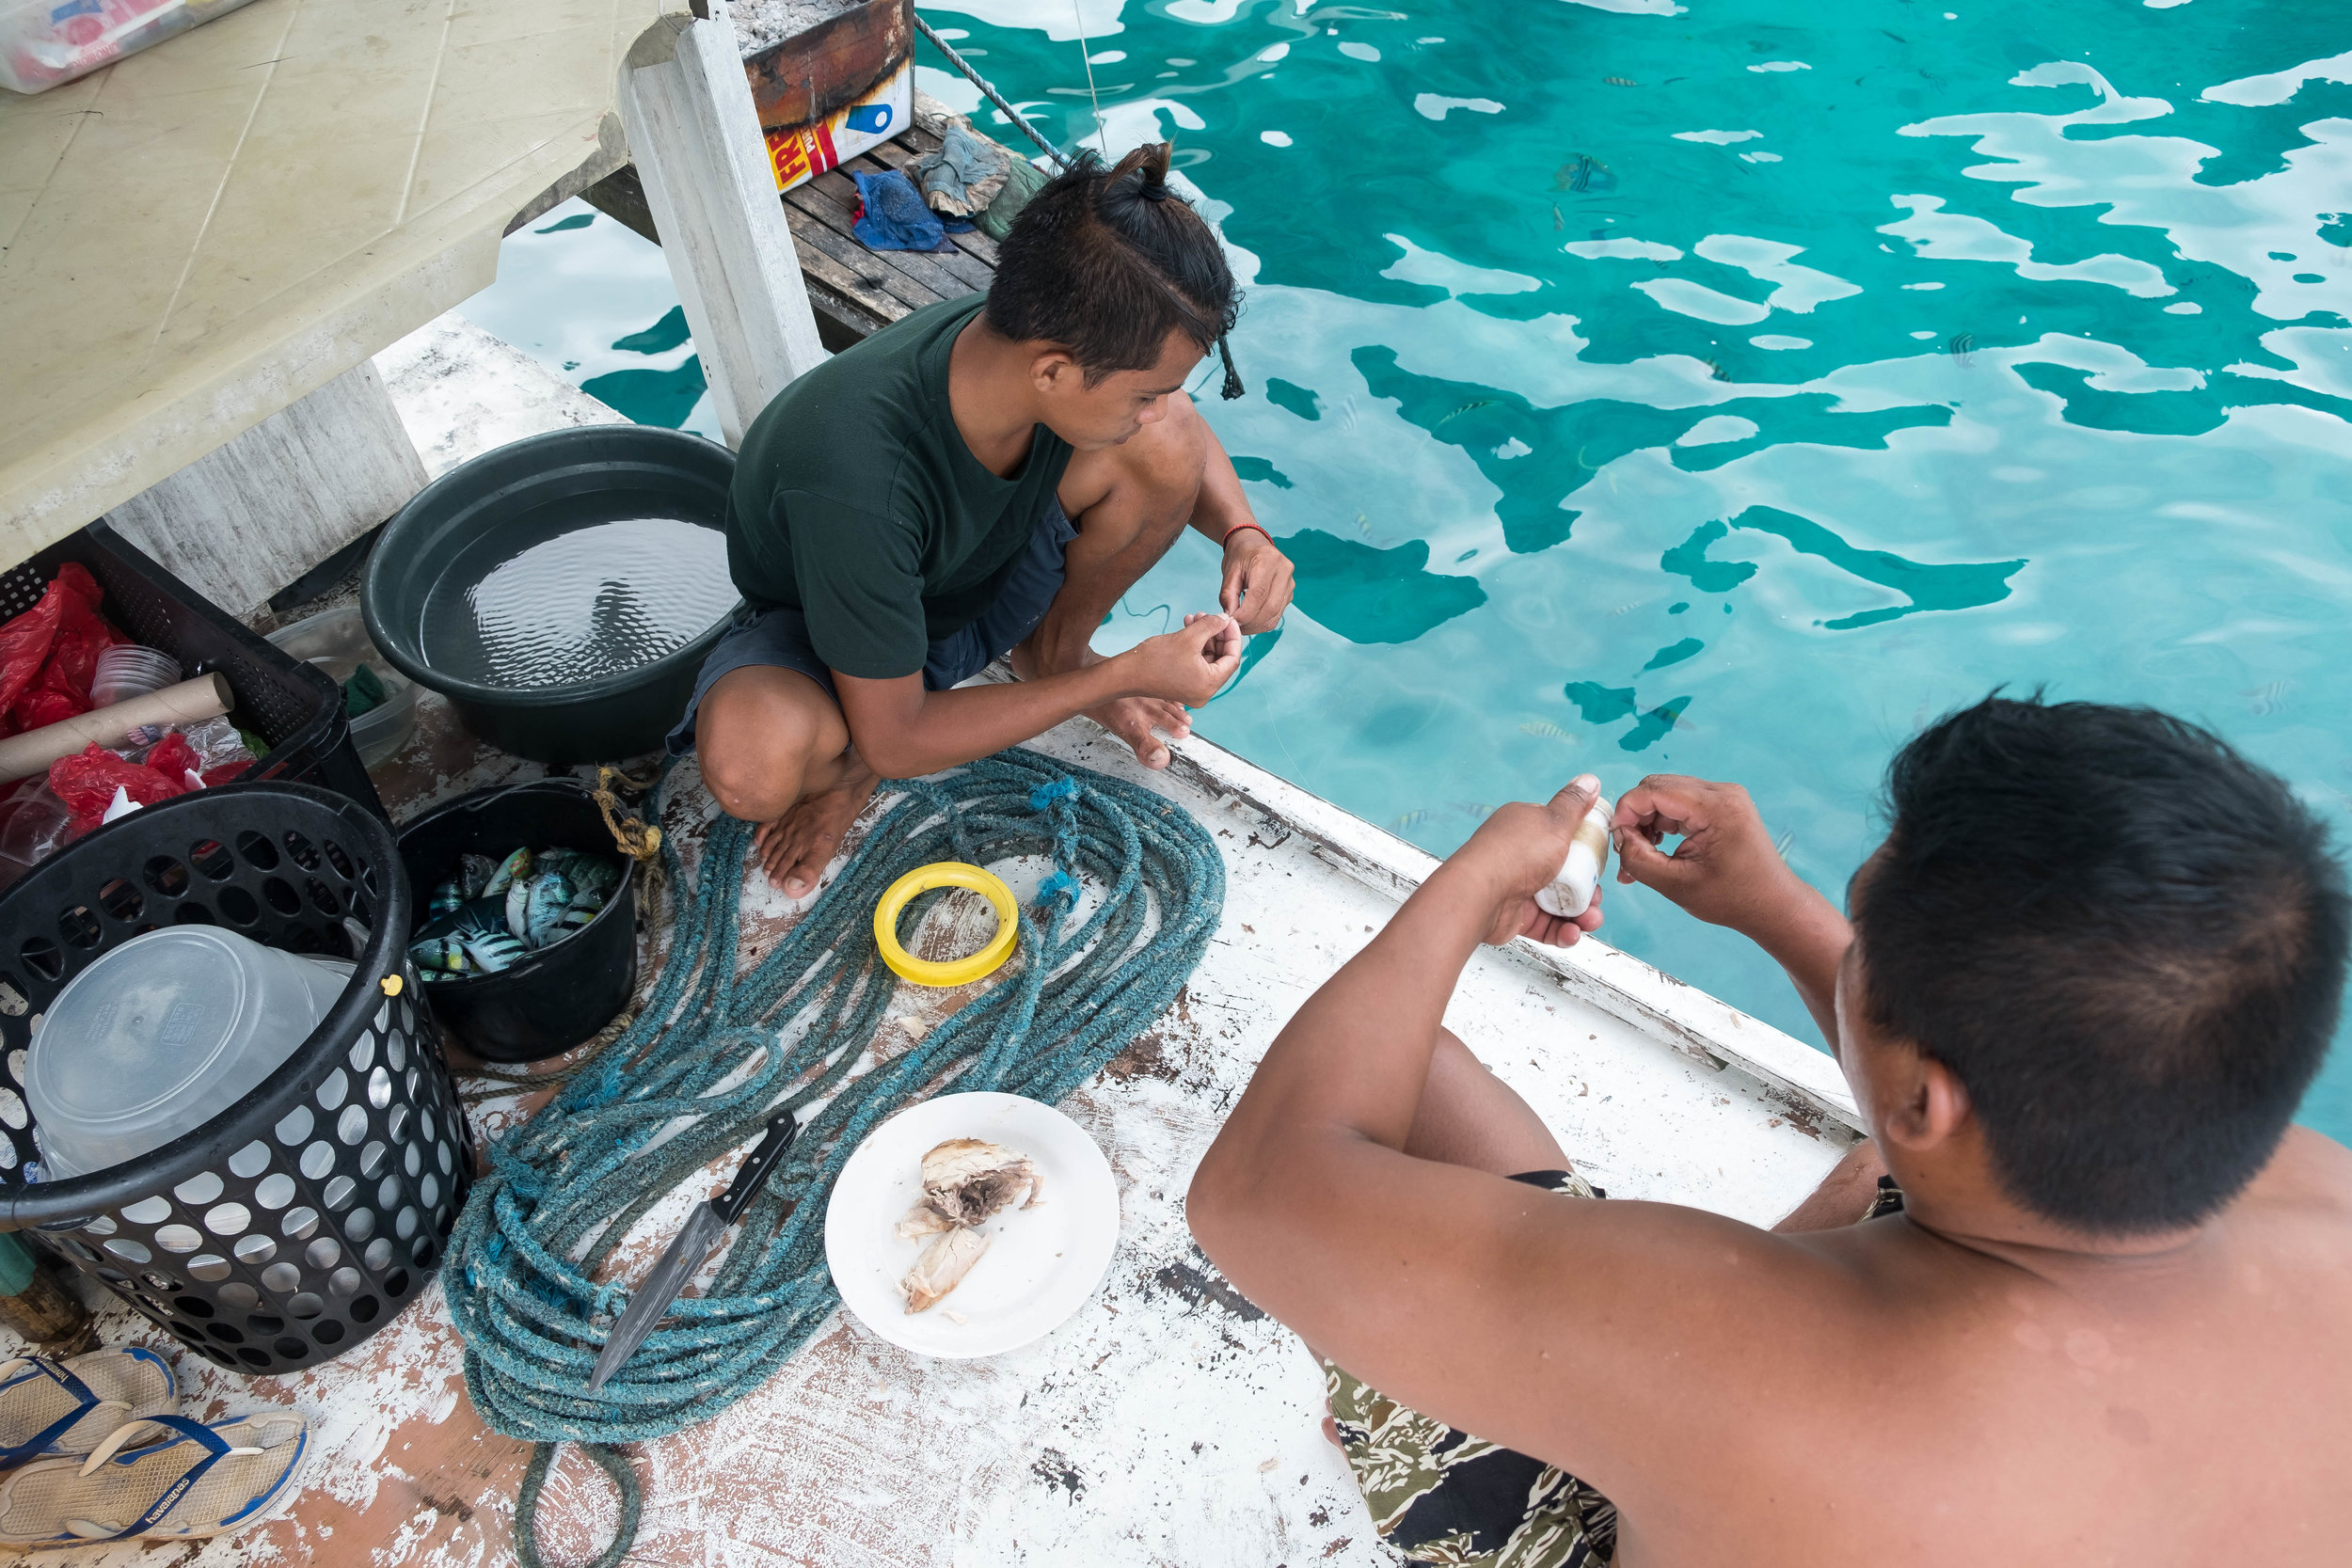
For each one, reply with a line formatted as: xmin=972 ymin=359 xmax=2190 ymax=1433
xmin=441 ymin=749 xmax=1223 ymax=1564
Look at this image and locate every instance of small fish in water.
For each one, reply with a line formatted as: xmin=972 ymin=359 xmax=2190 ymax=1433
xmin=458 ymin=852 xmax=499 ymax=900
xmin=2244 ymin=679 xmax=2295 ymax=716
xmin=1610 ymin=601 xmax=1645 ymax=616
xmin=1701 ymin=356 xmax=1731 ymax=382
xmin=1357 ymin=512 xmax=1373 ymax=537
xmin=1603 ymin=75 xmax=1639 ymax=86
xmin=1552 ymin=153 xmax=1617 ymax=195
xmin=1773 ymin=828 xmax=1797 ymax=862
xmin=1552 ymin=203 xmax=1565 ymax=230
xmin=1392 ymin=809 xmax=1437 ymax=830
xmin=1437 ymin=398 xmax=1501 ymax=425
xmin=1519 ymin=720 xmax=1574 ymax=741
xmin=1452 ymin=801 xmax=1494 ymax=820
xmin=523 ymin=871 xmax=576 ymax=949
xmin=482 ymin=847 xmax=532 ymax=898
xmin=427 ymin=879 xmax=464 ymax=918
xmin=1947 ymin=332 xmax=1975 ymax=366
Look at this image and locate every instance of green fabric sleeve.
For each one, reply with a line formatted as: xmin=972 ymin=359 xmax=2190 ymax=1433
xmin=782 ymin=491 xmax=930 ymax=680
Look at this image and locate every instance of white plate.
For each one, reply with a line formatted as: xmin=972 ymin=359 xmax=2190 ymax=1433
xmin=824 ymin=1092 xmax=1120 ymax=1359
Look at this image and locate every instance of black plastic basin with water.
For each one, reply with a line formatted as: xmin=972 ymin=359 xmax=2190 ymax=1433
xmin=363 ymin=427 xmax=740 ymax=765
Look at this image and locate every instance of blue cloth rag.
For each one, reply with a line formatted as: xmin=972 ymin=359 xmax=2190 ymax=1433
xmin=850 ymin=169 xmax=954 ymax=253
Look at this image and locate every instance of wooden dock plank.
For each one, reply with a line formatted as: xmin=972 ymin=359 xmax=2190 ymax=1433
xmin=783 ymin=219 xmax=914 ymax=326
xmin=792 ymin=165 xmax=994 ymax=297
xmin=782 ymin=203 xmax=944 ymax=316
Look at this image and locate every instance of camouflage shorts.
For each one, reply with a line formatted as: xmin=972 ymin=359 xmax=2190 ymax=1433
xmin=1322 ymin=1169 xmax=1618 ymax=1568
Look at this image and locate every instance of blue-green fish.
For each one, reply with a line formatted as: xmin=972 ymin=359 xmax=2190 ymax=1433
xmin=523 ymin=871 xmax=575 ymax=949
xmin=567 ymin=856 xmax=621 ymax=901
xmin=409 ymin=936 xmax=472 ymax=974
xmin=482 ymin=847 xmax=532 ymax=899
xmin=559 ymin=882 xmax=608 ymax=937
xmin=460 ymin=927 xmax=526 ymax=974
xmin=446 ymin=896 xmax=525 ymax=973
xmin=534 ymin=847 xmax=585 ymax=881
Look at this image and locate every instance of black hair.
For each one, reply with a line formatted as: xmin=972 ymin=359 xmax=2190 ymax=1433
xmin=985 ymin=142 xmax=1243 ymax=392
xmin=1854 ymin=693 xmax=2348 ymax=1234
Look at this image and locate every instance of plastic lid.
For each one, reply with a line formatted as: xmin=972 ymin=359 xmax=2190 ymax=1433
xmin=25 ymin=928 xmax=280 ymax=1131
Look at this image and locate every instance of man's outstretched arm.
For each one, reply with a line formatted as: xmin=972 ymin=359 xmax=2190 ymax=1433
xmin=1186 ymin=778 xmax=1860 ymax=1498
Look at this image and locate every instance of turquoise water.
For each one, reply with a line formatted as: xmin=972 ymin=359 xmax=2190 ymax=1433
xmin=461 ymin=2 xmax=2352 ymax=1138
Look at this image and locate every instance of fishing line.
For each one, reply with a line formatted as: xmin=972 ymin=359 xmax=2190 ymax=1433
xmin=1070 ymin=0 xmax=1112 ymax=159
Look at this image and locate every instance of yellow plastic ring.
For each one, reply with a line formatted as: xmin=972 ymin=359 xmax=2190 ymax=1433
xmin=872 ymin=862 xmax=1020 ymax=987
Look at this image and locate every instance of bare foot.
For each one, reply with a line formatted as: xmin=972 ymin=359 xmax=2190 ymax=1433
xmin=752 ymin=758 xmax=879 ymax=895
xmin=1087 ymin=693 xmax=1192 ymax=769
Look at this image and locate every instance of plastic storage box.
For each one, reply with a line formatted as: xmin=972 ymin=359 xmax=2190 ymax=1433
xmin=1 ymin=0 xmax=263 ymax=95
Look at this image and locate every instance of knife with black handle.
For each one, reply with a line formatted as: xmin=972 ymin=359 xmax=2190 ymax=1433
xmin=586 ymin=1104 xmax=806 ymax=1392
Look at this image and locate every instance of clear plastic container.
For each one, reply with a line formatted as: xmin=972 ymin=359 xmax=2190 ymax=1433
xmin=266 ymin=605 xmax=419 ymax=770
xmin=87 ymin=644 xmax=181 ymax=708
xmin=24 ymin=928 xmax=347 ymax=1179
xmin=1 ymin=0 xmax=264 ymax=96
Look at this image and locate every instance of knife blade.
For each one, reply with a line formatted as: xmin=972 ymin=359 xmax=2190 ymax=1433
xmin=586 ymin=1104 xmax=806 ymax=1392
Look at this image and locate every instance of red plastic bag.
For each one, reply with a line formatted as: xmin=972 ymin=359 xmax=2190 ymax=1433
xmin=0 ymin=565 xmax=122 ymax=738
xmin=145 ymin=731 xmax=201 ymax=786
xmin=50 ymin=743 xmax=189 ymax=834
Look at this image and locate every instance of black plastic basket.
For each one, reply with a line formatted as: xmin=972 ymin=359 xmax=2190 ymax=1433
xmin=0 ymin=521 xmax=385 ymax=819
xmin=0 ymin=783 xmax=469 ymax=1374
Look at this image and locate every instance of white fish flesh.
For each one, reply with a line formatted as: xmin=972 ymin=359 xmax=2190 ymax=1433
xmin=895 ymin=1202 xmax=956 ymax=1241
xmin=918 ymin=1138 xmax=1042 ymax=1227
xmin=900 ymin=1225 xmax=990 ymax=1313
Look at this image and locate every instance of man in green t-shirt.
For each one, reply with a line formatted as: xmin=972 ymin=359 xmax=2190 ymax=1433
xmin=670 ymin=142 xmax=1295 ymax=894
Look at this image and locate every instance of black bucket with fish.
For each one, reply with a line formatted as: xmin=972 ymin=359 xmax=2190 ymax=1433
xmin=361 ymin=426 xmax=741 ymax=764
xmin=394 ymin=779 xmax=639 ymax=1063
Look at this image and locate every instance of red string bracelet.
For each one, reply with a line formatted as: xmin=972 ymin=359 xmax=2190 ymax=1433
xmin=1221 ymin=521 xmax=1272 ymax=547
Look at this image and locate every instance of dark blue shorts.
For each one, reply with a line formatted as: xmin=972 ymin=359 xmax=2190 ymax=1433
xmin=667 ymin=497 xmax=1078 ymax=753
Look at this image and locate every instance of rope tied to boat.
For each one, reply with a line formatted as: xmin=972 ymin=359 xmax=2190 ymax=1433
xmin=591 ymin=765 xmax=662 ymax=862
xmin=442 ymin=748 xmax=1224 ymax=1561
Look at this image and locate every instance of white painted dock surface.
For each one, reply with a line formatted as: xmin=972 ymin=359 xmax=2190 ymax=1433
xmin=3 ymin=699 xmax=1853 ymax=1568
xmin=0 ymin=313 xmax=1859 ymax=1565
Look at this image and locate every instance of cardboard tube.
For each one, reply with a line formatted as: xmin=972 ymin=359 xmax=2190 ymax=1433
xmin=0 ymin=673 xmax=235 ymax=784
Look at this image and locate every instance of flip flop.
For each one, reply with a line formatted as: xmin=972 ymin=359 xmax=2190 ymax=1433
xmin=0 ymin=1350 xmax=176 ymax=1466
xmin=0 ymin=1412 xmax=308 ymax=1545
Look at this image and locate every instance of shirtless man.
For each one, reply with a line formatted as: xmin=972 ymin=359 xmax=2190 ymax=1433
xmin=1189 ymin=694 xmax=2352 ymax=1565
xmin=670 ymin=142 xmax=1295 ymax=891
